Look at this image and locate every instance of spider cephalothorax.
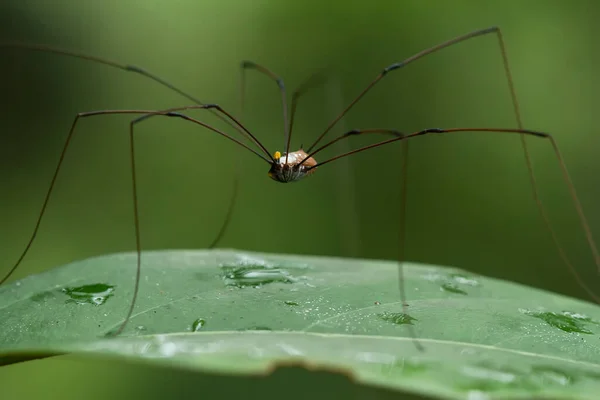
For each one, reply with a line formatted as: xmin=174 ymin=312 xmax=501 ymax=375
xmin=267 ymin=149 xmax=317 ymax=183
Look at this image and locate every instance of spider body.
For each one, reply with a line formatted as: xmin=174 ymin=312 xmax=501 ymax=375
xmin=267 ymin=150 xmax=317 ymax=183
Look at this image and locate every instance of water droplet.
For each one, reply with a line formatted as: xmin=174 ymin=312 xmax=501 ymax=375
xmin=561 ymin=311 xmax=599 ymax=325
xmin=62 ymin=283 xmax=115 ymax=305
xmin=284 ymin=300 xmax=299 ymax=306
xmin=520 ymin=309 xmax=594 ymax=334
xmin=530 ymin=365 xmax=574 ymax=386
xmin=455 ymin=361 xmax=533 ymax=392
xmin=450 ymin=273 xmax=480 ymax=286
xmin=461 ymin=365 xmax=517 ymax=384
xmin=221 ymin=265 xmax=295 ymax=287
xmin=378 ymin=311 xmax=417 ymax=325
xmin=192 ymin=318 xmax=206 ymax=332
xmin=441 ymin=283 xmax=467 ymax=295
xmin=423 ymin=272 xmax=479 ymax=294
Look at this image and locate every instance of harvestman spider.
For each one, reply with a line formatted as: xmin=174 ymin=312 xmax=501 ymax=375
xmin=1 ymin=27 xmax=598 ymax=348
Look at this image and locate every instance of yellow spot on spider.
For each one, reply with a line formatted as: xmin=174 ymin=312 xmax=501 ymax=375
xmin=274 ymin=151 xmax=281 ymax=160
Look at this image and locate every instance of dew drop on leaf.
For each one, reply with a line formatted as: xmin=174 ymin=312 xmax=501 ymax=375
xmin=192 ymin=318 xmax=206 ymax=332
xmin=441 ymin=283 xmax=467 ymax=295
xmin=377 ymin=312 xmax=417 ymax=325
xmin=520 ymin=309 xmax=594 ymax=334
xmin=62 ymin=283 xmax=115 ymax=305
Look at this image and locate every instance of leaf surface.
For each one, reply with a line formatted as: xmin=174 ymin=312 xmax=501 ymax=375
xmin=2 ymin=250 xmax=600 ymax=399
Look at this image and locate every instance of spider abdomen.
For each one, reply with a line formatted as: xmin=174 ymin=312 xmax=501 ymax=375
xmin=268 ymin=149 xmax=317 ymax=183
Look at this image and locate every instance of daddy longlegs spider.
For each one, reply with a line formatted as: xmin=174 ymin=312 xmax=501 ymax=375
xmin=1 ymin=26 xmax=599 ymax=351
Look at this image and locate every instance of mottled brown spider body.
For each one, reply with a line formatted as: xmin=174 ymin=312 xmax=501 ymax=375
xmin=267 ymin=150 xmax=317 ymax=183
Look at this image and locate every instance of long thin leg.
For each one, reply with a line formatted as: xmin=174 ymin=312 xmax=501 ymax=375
xmin=288 ymin=69 xmax=331 ymax=153
xmin=207 ymin=172 xmax=239 ymax=249
xmin=306 ymin=128 xmax=420 ymax=348
xmin=283 ymin=70 xmax=366 ymax=258
xmin=300 ymin=27 xmax=516 ymax=164
xmin=241 ymin=61 xmax=289 ymax=155
xmin=130 ymin=104 xmax=273 ymax=161
xmin=309 ymin=128 xmax=547 ymax=167
xmin=301 ymin=122 xmax=415 ymax=340
xmin=126 ymin=114 xmax=142 ymax=337
xmin=1 ymin=42 xmax=262 ymax=284
xmin=325 ymin=74 xmax=362 ymax=258
xmin=0 ymin=108 xmax=269 ymax=286
xmin=0 ymin=42 xmax=244 ymax=134
xmin=308 ymin=127 xmax=600 ymax=304
xmin=120 ymin=108 xmax=269 ymax=334
xmin=129 ymin=109 xmax=242 ymax=250
xmin=207 ymin=57 xmax=263 ymax=252
xmin=397 ymin=140 xmax=423 ymax=350
xmin=240 ymin=63 xmax=337 ymax=159
xmin=306 ymin=27 xmax=506 ymax=152
xmin=306 ymin=128 xmax=405 ymax=160
xmin=205 ymin=55 xmax=275 ymax=251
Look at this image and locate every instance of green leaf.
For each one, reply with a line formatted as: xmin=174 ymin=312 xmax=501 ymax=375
xmin=2 ymin=250 xmax=600 ymax=399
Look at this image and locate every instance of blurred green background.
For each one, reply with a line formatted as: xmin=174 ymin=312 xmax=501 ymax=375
xmin=1 ymin=0 xmax=599 ymax=398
